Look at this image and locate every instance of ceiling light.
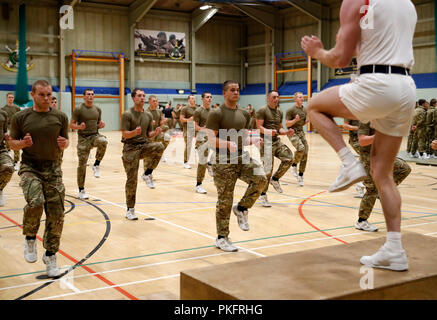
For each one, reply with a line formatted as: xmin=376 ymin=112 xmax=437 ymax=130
xmin=200 ymin=5 xmax=212 ymax=10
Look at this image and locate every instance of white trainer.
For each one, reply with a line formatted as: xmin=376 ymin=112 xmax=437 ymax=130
xmin=291 ymin=166 xmax=298 ymax=177
xmin=270 ymin=179 xmax=283 ymax=193
xmin=259 ymin=194 xmax=272 ymax=207
xmin=14 ymin=162 xmax=19 ymax=171
xmin=78 ymin=190 xmax=89 ymax=200
xmin=232 ymin=205 xmax=249 ymax=231
xmin=354 ymin=183 xmax=365 ymax=198
xmin=142 ymin=174 xmax=155 ymax=189
xmin=214 ymin=237 xmax=238 ymax=252
xmin=42 ymin=253 xmax=60 ymax=278
xmin=184 ymin=162 xmax=191 ymax=169
xmin=360 ymin=245 xmax=408 ymax=271
xmin=297 ymin=176 xmax=304 ymax=187
xmin=0 ymin=190 xmax=5 ymax=206
xmin=92 ymin=165 xmax=100 ymax=178
xmin=24 ymin=238 xmax=37 ymax=263
xmin=125 ymin=208 xmax=138 ymax=220
xmin=207 ymin=165 xmax=214 ymax=177
xmin=328 ymin=159 xmax=366 ymax=193
xmin=355 ymin=220 xmax=378 ymax=232
xmin=195 ymin=184 xmax=207 ymax=194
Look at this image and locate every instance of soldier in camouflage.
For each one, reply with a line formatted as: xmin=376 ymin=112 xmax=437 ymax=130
xmin=1 ymin=92 xmax=21 ymax=170
xmin=425 ymin=98 xmax=436 ymax=158
xmin=355 ymin=121 xmax=411 ymax=232
xmin=0 ymin=109 xmax=14 ymax=206
xmin=9 ymin=80 xmax=69 ymax=278
xmin=121 ymin=89 xmax=165 ymax=221
xmin=410 ymin=99 xmax=428 ymax=158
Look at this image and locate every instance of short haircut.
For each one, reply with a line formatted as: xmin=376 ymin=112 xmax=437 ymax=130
xmin=148 ymin=95 xmax=157 ymax=101
xmin=294 ymin=91 xmax=303 ymax=99
xmin=188 ymin=94 xmax=195 ymax=100
xmin=268 ymin=90 xmax=279 ymax=97
xmin=83 ymin=88 xmax=94 ymax=95
xmin=223 ymin=80 xmax=239 ymax=91
xmin=201 ymin=92 xmax=212 ymax=98
xmin=6 ymin=92 xmax=14 ymax=97
xmin=32 ymin=80 xmax=51 ymax=93
xmin=131 ymin=88 xmax=145 ymax=98
xmin=430 ymin=98 xmax=436 ymax=106
xmin=52 ymin=96 xmax=57 ymax=101
xmin=418 ymin=99 xmax=427 ymax=106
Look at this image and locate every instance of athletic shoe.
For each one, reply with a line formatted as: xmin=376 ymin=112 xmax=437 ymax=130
xmin=355 ymin=220 xmax=378 ymax=232
xmin=195 ymin=184 xmax=207 ymax=194
xmin=92 ymin=165 xmax=100 ymax=178
xmin=184 ymin=162 xmax=191 ymax=169
xmin=270 ymin=179 xmax=283 ymax=193
xmin=207 ymin=165 xmax=214 ymax=177
xmin=328 ymin=160 xmax=366 ymax=193
xmin=42 ymin=253 xmax=60 ymax=278
xmin=259 ymin=195 xmax=272 ymax=207
xmin=125 ymin=208 xmax=138 ymax=220
xmin=142 ymin=174 xmax=155 ymax=189
xmin=24 ymin=238 xmax=37 ymax=263
xmin=297 ymin=176 xmax=304 ymax=187
xmin=78 ymin=190 xmax=89 ymax=200
xmin=0 ymin=190 xmax=5 ymax=206
xmin=214 ymin=237 xmax=238 ymax=252
xmin=14 ymin=162 xmax=19 ymax=171
xmin=360 ymin=245 xmax=408 ymax=271
xmin=354 ymin=183 xmax=365 ymax=198
xmin=232 ymin=205 xmax=249 ymax=231
xmin=291 ymin=166 xmax=298 ymax=177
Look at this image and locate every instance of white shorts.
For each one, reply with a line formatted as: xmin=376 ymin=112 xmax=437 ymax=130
xmin=339 ymin=73 xmax=416 ymax=137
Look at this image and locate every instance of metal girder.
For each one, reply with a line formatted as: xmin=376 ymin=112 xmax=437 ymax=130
xmin=192 ymin=7 xmax=219 ymax=33
xmin=129 ymin=0 xmax=157 ymax=26
xmin=286 ymin=0 xmax=328 ymax=21
xmin=230 ymin=4 xmax=276 ymax=30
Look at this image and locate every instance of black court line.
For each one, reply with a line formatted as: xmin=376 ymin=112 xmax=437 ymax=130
xmin=0 ymin=200 xmax=76 ymax=231
xmin=15 ymin=195 xmax=111 ymax=300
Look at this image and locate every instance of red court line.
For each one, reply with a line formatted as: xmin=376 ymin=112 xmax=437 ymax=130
xmin=298 ymin=191 xmax=349 ymax=244
xmin=0 ymin=211 xmax=138 ymax=300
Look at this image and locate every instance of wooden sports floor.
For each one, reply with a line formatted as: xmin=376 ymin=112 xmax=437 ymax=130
xmin=1 ymin=130 xmax=436 ymax=300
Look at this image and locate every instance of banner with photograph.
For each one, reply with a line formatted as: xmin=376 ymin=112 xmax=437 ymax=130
xmin=134 ymin=29 xmax=185 ymax=60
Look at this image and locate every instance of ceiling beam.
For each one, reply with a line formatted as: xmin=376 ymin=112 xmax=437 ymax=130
xmin=192 ymin=7 xmax=219 ymax=33
xmin=129 ymin=0 xmax=157 ymax=26
xmin=286 ymin=0 xmax=325 ymax=21
xmin=230 ymin=3 xmax=276 ymax=30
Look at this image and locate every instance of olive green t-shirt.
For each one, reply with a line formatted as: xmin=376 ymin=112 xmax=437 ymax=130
xmin=121 ymin=107 xmax=153 ymax=145
xmin=193 ymin=106 xmax=210 ymax=128
xmin=1 ymin=104 xmax=21 ymax=129
xmin=285 ymin=105 xmax=307 ymax=132
xmin=180 ymin=105 xmax=197 ymax=131
xmin=71 ymin=103 xmax=102 ymax=136
xmin=0 ymin=110 xmax=8 ymax=150
xmin=255 ymin=105 xmax=283 ymax=142
xmin=206 ymin=104 xmax=251 ymax=155
xmin=10 ymin=107 xmax=69 ymax=161
xmin=146 ymin=107 xmax=162 ymax=130
xmin=173 ymin=107 xmax=182 ymax=119
xmin=357 ymin=121 xmax=375 ymax=156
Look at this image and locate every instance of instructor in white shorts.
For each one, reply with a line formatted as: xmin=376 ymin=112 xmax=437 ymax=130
xmin=301 ymin=0 xmax=417 ymax=271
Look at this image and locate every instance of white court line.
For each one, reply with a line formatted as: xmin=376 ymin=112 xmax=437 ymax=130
xmin=89 ymin=194 xmax=265 ymax=258
xmin=425 ymin=231 xmax=437 ymax=236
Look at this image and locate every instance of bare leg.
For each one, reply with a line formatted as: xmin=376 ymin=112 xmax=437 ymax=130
xmin=307 ymin=86 xmax=357 ymax=152
xmin=370 ymin=131 xmax=403 ymax=232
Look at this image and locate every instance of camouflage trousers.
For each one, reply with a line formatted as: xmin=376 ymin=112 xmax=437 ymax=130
xmin=406 ymin=130 xmax=414 ymax=153
xmin=4 ymin=140 xmax=20 ymax=163
xmin=288 ymin=130 xmax=308 ymax=173
xmin=77 ymin=134 xmax=108 ymax=188
xmin=213 ymin=153 xmax=267 ymax=237
xmin=143 ymin=127 xmax=171 ymax=169
xmin=0 ymin=148 xmax=14 ymax=191
xmin=19 ymin=162 xmax=65 ymax=253
xmin=259 ymin=139 xmax=293 ymax=193
xmin=195 ymin=136 xmax=210 ymax=183
xmin=426 ymin=127 xmax=435 ymax=154
xmin=358 ymin=157 xmax=411 ymax=220
xmin=411 ymin=128 xmax=427 ymax=154
xmin=122 ymin=141 xmax=164 ymax=208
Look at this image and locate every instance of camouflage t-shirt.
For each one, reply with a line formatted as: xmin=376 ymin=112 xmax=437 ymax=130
xmin=121 ymin=107 xmax=153 ymax=145
xmin=285 ymin=105 xmax=307 ymax=132
xmin=180 ymin=105 xmax=197 ymax=131
xmin=10 ymin=107 xmax=69 ymax=161
xmin=255 ymin=105 xmax=283 ymax=142
xmin=206 ymin=104 xmax=251 ymax=155
xmin=71 ymin=103 xmax=102 ymax=136
xmin=0 ymin=110 xmax=8 ymax=150
xmin=1 ymin=104 xmax=21 ymax=129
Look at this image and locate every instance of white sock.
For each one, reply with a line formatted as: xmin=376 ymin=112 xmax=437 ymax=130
xmin=337 ymin=147 xmax=355 ymax=166
xmin=385 ymin=232 xmax=403 ymax=251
